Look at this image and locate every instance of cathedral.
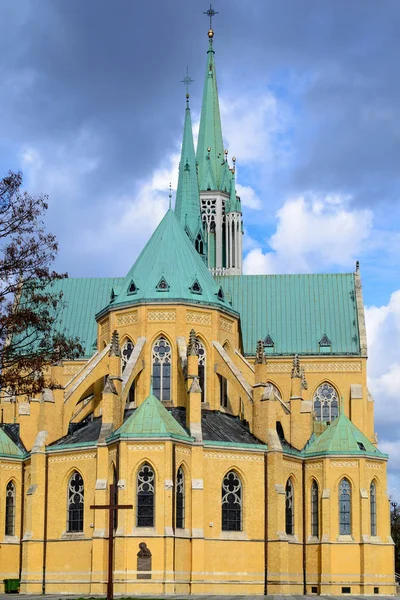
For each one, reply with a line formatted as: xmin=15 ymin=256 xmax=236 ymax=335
xmin=0 ymin=13 xmax=395 ymax=597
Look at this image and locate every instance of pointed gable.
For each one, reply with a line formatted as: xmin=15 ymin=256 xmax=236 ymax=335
xmin=304 ymin=412 xmax=386 ymax=458
xmin=109 ymin=394 xmax=191 ymax=441
xmin=98 ymin=209 xmax=236 ymax=315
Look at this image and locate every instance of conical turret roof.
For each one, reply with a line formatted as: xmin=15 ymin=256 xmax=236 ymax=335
xmin=196 ymin=37 xmax=225 ymax=190
xmin=108 ymin=394 xmax=190 ymax=441
xmin=174 ymin=96 xmax=202 ymax=239
xmin=304 ymin=412 xmax=386 ymax=458
xmin=99 ymin=209 xmax=236 ymax=314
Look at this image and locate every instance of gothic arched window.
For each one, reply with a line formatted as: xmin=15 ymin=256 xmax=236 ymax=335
xmin=285 ymin=478 xmax=294 ymax=535
xmin=195 ymin=338 xmax=206 ymax=403
xmin=339 ymin=478 xmax=351 ymax=535
xmin=5 ymin=481 xmax=16 ymax=536
xmin=121 ymin=338 xmax=134 ymax=372
xmin=370 ymin=480 xmax=377 ymax=536
xmin=152 ymin=336 xmax=171 ymax=401
xmin=67 ymin=471 xmax=84 ymax=532
xmin=137 ymin=463 xmax=155 ymax=527
xmin=311 ymin=480 xmax=319 ymax=538
xmin=222 ymin=471 xmax=242 ymax=531
xmin=313 ymin=382 xmax=339 ymax=422
xmin=176 ymin=467 xmax=185 ymax=529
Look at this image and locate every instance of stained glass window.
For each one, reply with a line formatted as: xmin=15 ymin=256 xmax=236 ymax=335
xmin=122 ymin=339 xmax=134 ymax=372
xmin=285 ymin=478 xmax=294 ymax=535
xmin=222 ymin=471 xmax=242 ymax=531
xmin=311 ymin=480 xmax=319 ymax=538
xmin=137 ymin=464 xmax=155 ymax=527
xmin=67 ymin=471 xmax=84 ymax=532
xmin=195 ymin=338 xmax=206 ymax=403
xmin=5 ymin=481 xmax=16 ymax=536
xmin=152 ymin=336 xmax=171 ymax=401
xmin=313 ymin=382 xmax=339 ymax=422
xmin=339 ymin=478 xmax=351 ymax=535
xmin=370 ymin=481 xmax=377 ymax=536
xmin=176 ymin=467 xmax=185 ymax=529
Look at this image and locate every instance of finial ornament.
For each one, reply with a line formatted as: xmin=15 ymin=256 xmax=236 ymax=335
xmin=291 ymin=354 xmax=308 ymax=389
xmin=255 ymin=340 xmax=266 ymax=365
xmin=109 ymin=330 xmax=121 ymax=358
xmin=203 ymin=3 xmax=218 ymax=36
xmin=187 ymin=328 xmax=197 ymax=356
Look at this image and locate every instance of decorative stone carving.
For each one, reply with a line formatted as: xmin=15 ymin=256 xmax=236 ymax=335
xmin=148 ymin=310 xmax=176 ymax=322
xmin=220 ymin=317 xmax=233 ymax=333
xmin=48 ymin=452 xmax=96 ymax=463
xmin=137 ymin=542 xmax=152 ymax=579
xmin=186 ymin=311 xmax=212 ymax=325
xmin=109 ymin=330 xmax=121 ymax=357
xmin=267 ymin=361 xmax=363 ymax=373
xmin=116 ymin=311 xmax=138 ymax=325
xmin=187 ymin=329 xmax=197 ymax=356
xmin=255 ymin=340 xmax=266 ymax=365
xmin=100 ymin=320 xmax=109 ymax=335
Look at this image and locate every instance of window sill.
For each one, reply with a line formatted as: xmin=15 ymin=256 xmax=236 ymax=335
xmin=307 ymin=535 xmax=320 ymax=543
xmin=61 ymin=531 xmax=85 ymax=540
xmin=219 ymin=530 xmax=248 ymax=540
xmin=2 ymin=535 xmax=19 ymax=544
xmin=287 ymin=534 xmax=300 ymax=543
xmin=132 ymin=526 xmax=157 ymax=536
xmin=337 ymin=534 xmax=354 ymax=542
xmin=175 ymin=527 xmax=191 ymax=538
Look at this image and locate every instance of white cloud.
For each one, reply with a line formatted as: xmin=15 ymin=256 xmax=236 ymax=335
xmin=220 ymin=92 xmax=290 ymax=164
xmin=244 ymin=193 xmax=373 ymax=274
xmin=365 ymin=290 xmax=400 ymax=427
xmin=236 ymin=183 xmax=262 ymax=210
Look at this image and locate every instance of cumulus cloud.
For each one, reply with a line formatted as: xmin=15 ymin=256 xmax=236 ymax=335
xmin=244 ymin=193 xmax=373 ymax=274
xmin=220 ymin=92 xmax=291 ymax=165
xmin=365 ymin=291 xmax=400 ymax=427
xmin=236 ymin=183 xmax=262 ymax=210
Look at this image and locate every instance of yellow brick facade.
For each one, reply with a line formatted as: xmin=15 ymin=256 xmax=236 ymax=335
xmin=0 ymin=300 xmax=395 ymax=595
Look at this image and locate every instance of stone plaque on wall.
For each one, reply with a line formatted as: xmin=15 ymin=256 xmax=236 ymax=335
xmin=137 ymin=542 xmax=152 ymax=579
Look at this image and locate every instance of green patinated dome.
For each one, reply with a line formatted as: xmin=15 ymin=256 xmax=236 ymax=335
xmin=101 ymin=209 xmax=235 ymax=314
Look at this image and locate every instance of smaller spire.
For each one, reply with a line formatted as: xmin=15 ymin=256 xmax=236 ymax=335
xmin=169 ymin=182 xmax=172 ymax=209
xmin=187 ymin=328 xmax=197 ymax=356
xmin=109 ymin=330 xmax=121 ymax=357
xmin=255 ymin=340 xmax=266 ymax=364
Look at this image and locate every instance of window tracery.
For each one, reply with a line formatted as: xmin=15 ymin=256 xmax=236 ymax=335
xmin=313 ymin=382 xmax=339 ymax=422
xmin=67 ymin=471 xmax=84 ymax=532
xmin=339 ymin=478 xmax=351 ymax=535
xmin=195 ymin=337 xmax=206 ymax=403
xmin=122 ymin=339 xmax=134 ymax=372
xmin=311 ymin=480 xmax=319 ymax=538
xmin=5 ymin=481 xmax=16 ymax=536
xmin=222 ymin=470 xmax=242 ymax=531
xmin=176 ymin=467 xmax=185 ymax=529
xmin=152 ymin=336 xmax=171 ymax=401
xmin=285 ymin=478 xmax=294 ymax=535
xmin=137 ymin=464 xmax=155 ymax=527
xmin=370 ymin=480 xmax=377 ymax=536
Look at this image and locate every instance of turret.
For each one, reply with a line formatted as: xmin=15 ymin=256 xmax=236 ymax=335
xmin=225 ymin=161 xmax=243 ymax=274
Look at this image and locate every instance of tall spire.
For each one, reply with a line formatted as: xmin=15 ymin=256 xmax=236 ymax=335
xmin=196 ymin=11 xmax=225 ymax=191
xmin=174 ymin=80 xmax=202 ymax=240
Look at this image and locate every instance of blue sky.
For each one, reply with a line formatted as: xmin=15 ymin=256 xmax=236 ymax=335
xmin=1 ymin=1 xmax=399 ymax=497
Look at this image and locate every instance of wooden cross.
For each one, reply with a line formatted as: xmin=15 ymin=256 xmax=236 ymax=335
xmin=90 ymin=483 xmax=133 ymax=600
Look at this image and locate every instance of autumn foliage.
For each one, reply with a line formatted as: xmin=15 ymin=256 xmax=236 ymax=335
xmin=0 ymin=171 xmax=82 ymax=398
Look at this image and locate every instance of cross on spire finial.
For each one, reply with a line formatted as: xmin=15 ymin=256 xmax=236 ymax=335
xmin=204 ymin=3 xmax=218 ymax=31
xmin=181 ymin=67 xmax=194 ymax=103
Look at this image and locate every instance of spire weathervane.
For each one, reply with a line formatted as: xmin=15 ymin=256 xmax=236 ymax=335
xmin=204 ymin=3 xmax=218 ymax=37
xmin=181 ymin=67 xmax=194 ymax=103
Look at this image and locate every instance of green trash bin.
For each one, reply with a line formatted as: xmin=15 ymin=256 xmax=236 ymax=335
xmin=3 ymin=578 xmax=20 ymax=593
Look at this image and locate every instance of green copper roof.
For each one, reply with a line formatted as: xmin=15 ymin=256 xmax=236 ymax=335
xmin=216 ymin=274 xmax=360 ymax=356
xmin=196 ymin=38 xmax=225 ymax=191
xmin=0 ymin=427 xmax=24 ymax=458
xmin=102 ymin=209 xmax=234 ymax=314
xmin=174 ymin=98 xmax=202 ymax=239
xmin=108 ymin=394 xmax=191 ymax=441
xmin=47 ymin=277 xmax=122 ymax=357
xmin=304 ymin=412 xmax=386 ymax=458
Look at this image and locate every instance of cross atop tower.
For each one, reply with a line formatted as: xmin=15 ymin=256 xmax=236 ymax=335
xmin=203 ymin=3 xmax=218 ymax=32
xmin=181 ymin=67 xmax=194 ymax=98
